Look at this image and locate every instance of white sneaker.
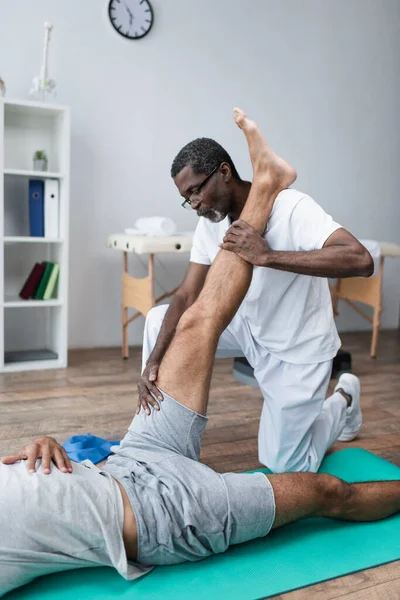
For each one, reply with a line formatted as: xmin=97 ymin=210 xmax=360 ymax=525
xmin=335 ymin=374 xmax=362 ymax=442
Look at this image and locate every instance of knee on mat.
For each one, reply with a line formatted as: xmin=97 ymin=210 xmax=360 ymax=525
xmin=261 ymin=452 xmax=318 ymax=474
xmin=259 ymin=451 xmax=316 ymax=473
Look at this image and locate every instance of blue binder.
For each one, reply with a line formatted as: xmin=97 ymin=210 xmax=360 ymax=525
xmin=29 ymin=179 xmax=44 ymax=237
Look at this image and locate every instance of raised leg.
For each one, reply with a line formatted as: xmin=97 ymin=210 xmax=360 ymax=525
xmin=142 ymin=304 xmax=245 ymax=372
xmin=156 ymin=108 xmax=296 ymax=415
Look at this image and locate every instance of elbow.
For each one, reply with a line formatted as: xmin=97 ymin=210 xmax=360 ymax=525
xmin=358 ymin=248 xmax=374 ymax=278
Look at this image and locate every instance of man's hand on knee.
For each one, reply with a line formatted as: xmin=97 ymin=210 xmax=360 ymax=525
xmin=137 ymin=361 xmax=163 ymax=415
xmin=0 ymin=436 xmax=73 ymax=475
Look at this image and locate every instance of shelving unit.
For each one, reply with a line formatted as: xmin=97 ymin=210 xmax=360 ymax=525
xmin=0 ymin=98 xmax=70 ymax=372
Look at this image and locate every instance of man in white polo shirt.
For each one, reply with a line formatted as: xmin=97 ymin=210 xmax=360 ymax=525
xmin=137 ymin=136 xmax=373 ymax=473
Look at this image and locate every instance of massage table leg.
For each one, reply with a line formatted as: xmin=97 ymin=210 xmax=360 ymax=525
xmin=370 ymin=257 xmax=384 ymax=358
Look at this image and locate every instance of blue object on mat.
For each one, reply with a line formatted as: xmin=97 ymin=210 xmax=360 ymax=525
xmin=62 ymin=434 xmax=120 ymax=463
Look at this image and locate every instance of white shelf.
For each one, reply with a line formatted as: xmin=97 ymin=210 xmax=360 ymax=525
xmin=4 ymin=98 xmax=68 ymax=117
xmin=4 ymin=168 xmax=64 ymax=179
xmin=2 ymin=359 xmax=65 ymax=373
xmin=3 ymin=295 xmax=63 ymax=308
xmin=4 ymin=237 xmax=63 ymax=243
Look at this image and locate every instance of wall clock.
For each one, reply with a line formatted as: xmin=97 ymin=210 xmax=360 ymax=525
xmin=108 ymin=0 xmax=154 ymax=40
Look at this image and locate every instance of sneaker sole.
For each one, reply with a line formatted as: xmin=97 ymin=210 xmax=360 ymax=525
xmin=337 ymin=426 xmax=362 ymax=442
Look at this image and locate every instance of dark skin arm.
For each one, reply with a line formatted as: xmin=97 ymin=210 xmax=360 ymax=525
xmin=220 ymin=221 xmax=374 ymax=278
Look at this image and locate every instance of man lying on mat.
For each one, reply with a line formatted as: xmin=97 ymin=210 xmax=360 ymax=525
xmin=1 ymin=109 xmax=399 ymax=597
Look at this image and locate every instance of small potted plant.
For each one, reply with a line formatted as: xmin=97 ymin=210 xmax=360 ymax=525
xmin=33 ymin=150 xmax=48 ymax=171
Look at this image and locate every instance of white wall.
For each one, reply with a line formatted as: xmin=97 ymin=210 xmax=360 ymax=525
xmin=1 ymin=0 xmax=399 ymax=349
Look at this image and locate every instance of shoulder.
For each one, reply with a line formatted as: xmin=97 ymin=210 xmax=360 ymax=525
xmin=272 ymin=188 xmax=329 ymax=220
xmin=273 ymin=188 xmax=309 ymax=214
xmin=269 ymin=188 xmax=309 ymax=226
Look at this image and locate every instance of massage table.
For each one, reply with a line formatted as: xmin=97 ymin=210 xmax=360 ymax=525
xmin=330 ymin=242 xmax=400 ymax=358
xmin=106 ymin=233 xmax=193 ymax=358
xmin=107 ymin=234 xmax=400 ymax=360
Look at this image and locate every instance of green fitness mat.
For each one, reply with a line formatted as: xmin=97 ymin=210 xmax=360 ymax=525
xmin=7 ymin=448 xmax=400 ymax=600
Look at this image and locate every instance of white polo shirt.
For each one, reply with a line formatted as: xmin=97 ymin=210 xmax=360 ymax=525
xmin=190 ymin=188 xmax=341 ymax=365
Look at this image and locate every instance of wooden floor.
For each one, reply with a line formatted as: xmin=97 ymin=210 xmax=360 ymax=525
xmin=0 ymin=330 xmax=399 ymax=599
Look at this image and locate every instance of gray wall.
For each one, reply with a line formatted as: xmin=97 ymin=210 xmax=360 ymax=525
xmin=1 ymin=0 xmax=399 ymax=348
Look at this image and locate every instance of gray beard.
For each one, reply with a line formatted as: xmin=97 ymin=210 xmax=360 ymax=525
xmin=197 ymin=208 xmax=226 ymax=223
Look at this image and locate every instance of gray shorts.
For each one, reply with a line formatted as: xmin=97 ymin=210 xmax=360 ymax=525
xmin=103 ymin=391 xmax=276 ymax=566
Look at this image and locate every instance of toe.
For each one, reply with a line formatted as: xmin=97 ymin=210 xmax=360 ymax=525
xmin=233 ymin=107 xmax=246 ymax=125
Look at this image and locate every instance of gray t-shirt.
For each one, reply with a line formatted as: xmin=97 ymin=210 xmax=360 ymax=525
xmin=0 ymin=459 xmax=152 ymax=597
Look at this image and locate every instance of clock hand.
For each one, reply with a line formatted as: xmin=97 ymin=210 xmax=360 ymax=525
xmin=124 ymin=3 xmax=134 ymax=19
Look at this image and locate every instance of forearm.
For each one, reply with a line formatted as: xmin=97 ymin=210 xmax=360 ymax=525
xmin=264 ymin=246 xmax=373 ymax=278
xmin=147 ymin=294 xmax=193 ymax=364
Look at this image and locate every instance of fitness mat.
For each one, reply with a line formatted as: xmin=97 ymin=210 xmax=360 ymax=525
xmin=6 ymin=448 xmax=400 ymax=600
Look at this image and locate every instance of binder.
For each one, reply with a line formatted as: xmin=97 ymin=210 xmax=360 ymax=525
xmin=19 ymin=262 xmax=46 ymax=299
xmin=44 ymin=179 xmax=59 ymax=238
xmin=28 ymin=179 xmax=44 ymax=237
xmin=33 ymin=262 xmax=54 ymax=299
xmin=43 ymin=263 xmax=60 ymax=300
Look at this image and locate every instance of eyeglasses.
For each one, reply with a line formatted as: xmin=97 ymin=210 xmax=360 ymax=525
xmin=181 ymin=165 xmax=220 ymax=210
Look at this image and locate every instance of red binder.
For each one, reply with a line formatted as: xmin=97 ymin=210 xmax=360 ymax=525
xmin=19 ymin=263 xmax=46 ymax=299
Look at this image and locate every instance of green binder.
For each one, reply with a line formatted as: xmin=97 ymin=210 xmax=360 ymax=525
xmin=33 ymin=262 xmax=54 ymax=299
xmin=43 ymin=264 xmax=60 ymax=300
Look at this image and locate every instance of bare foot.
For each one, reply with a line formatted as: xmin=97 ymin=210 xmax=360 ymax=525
xmin=233 ymin=107 xmax=297 ymax=190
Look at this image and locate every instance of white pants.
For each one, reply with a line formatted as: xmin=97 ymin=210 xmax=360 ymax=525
xmin=142 ymin=305 xmax=348 ymax=473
